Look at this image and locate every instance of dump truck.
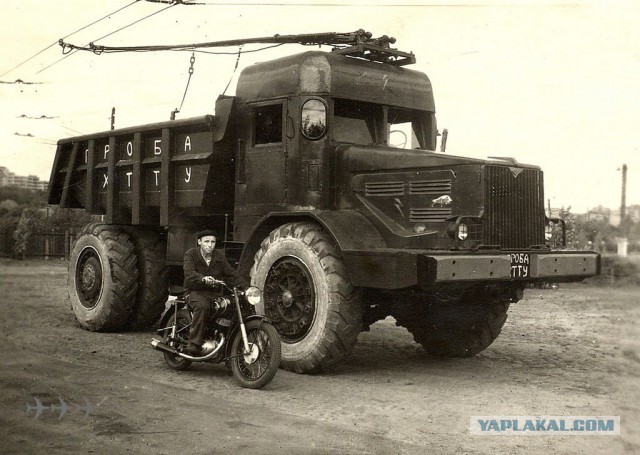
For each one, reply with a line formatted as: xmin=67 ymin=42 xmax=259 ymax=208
xmin=48 ymin=30 xmax=599 ymax=373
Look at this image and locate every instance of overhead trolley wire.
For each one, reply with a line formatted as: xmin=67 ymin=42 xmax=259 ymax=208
xmin=0 ymin=0 xmax=140 ymax=78
xmin=37 ymin=2 xmax=179 ymax=75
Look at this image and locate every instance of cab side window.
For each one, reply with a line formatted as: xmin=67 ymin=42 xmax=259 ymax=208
xmin=254 ymin=104 xmax=283 ymax=145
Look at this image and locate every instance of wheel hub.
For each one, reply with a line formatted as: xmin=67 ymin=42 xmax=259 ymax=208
xmin=263 ymin=257 xmax=315 ymax=343
xmin=76 ymin=248 xmax=103 ymax=309
xmin=243 ymin=343 xmax=260 ymax=364
xmin=81 ymin=264 xmax=97 ymax=291
xmin=281 ymin=290 xmax=294 ymax=307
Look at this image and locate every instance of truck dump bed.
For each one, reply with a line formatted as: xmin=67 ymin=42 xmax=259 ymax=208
xmin=48 ymin=100 xmax=236 ymax=227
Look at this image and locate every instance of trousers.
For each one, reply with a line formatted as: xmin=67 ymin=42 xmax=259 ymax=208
xmin=187 ymin=290 xmax=218 ymax=346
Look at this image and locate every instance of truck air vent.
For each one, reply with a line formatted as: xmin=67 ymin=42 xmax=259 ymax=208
xmin=409 ymin=179 xmax=452 ymax=194
xmin=484 ymin=166 xmax=545 ymax=249
xmin=365 ymin=181 xmax=405 ymax=197
xmin=410 ymin=207 xmax=452 ymax=222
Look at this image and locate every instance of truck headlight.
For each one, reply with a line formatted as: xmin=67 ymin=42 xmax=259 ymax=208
xmin=458 ymin=223 xmax=468 ymax=240
xmin=245 ymin=286 xmax=262 ymax=306
xmin=545 ymin=223 xmax=553 ymax=241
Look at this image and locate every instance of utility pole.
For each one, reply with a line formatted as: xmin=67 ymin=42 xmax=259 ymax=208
xmin=110 ymin=107 xmax=116 ymax=130
xmin=621 ymin=163 xmax=627 ymax=222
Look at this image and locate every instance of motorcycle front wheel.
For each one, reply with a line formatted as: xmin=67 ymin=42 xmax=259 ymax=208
xmin=162 ymin=308 xmax=193 ymax=371
xmin=230 ymin=320 xmax=281 ymax=389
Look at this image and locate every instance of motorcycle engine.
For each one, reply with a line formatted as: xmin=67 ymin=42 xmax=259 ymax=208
xmin=201 ymin=339 xmax=218 ymax=355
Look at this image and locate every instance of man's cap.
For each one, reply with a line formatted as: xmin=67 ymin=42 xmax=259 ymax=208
xmin=196 ymin=230 xmax=218 ymax=240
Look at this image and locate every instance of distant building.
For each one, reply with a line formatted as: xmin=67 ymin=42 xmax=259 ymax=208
xmin=0 ymin=166 xmax=48 ymax=191
xmin=610 ymin=205 xmax=640 ymax=226
xmin=586 ymin=205 xmax=610 ymax=222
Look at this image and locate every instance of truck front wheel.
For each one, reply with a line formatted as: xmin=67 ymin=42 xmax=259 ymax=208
xmin=68 ymin=224 xmax=138 ymax=331
xmin=394 ymin=294 xmax=509 ymax=358
xmin=250 ymin=222 xmax=362 ymax=373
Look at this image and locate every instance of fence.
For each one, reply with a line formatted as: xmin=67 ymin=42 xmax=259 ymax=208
xmin=25 ymin=230 xmax=76 ymax=259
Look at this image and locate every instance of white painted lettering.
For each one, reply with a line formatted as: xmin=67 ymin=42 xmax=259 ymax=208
xmin=104 ymin=144 xmax=109 ymax=159
xmin=154 ymin=140 xmax=162 ymax=155
xmin=185 ymin=167 xmax=192 ymax=183
xmin=85 ymin=149 xmax=88 ymax=163
xmin=102 ymin=174 xmax=108 ymax=188
xmin=153 ymin=169 xmax=160 ymax=186
xmin=184 ymin=136 xmax=191 ymax=152
xmin=126 ymin=172 xmax=132 ymax=188
xmin=126 ymin=141 xmax=133 ymax=157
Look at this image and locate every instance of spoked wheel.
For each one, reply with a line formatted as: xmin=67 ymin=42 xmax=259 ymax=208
xmin=264 ymin=257 xmax=315 ymax=342
xmin=230 ymin=320 xmax=281 ymax=389
xmin=251 ymin=222 xmax=362 ymax=374
xmin=161 ymin=308 xmax=193 ymax=370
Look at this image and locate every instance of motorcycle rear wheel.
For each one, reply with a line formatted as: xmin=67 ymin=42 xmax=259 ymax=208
xmin=230 ymin=320 xmax=281 ymax=389
xmin=162 ymin=308 xmax=193 ymax=370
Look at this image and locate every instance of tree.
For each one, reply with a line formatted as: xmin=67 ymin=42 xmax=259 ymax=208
xmin=12 ymin=208 xmax=46 ymax=259
xmin=0 ymin=199 xmax=19 ymax=214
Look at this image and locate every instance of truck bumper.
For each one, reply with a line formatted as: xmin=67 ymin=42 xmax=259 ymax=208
xmin=344 ymin=250 xmax=600 ymax=289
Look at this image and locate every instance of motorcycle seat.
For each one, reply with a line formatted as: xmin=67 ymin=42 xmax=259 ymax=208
xmin=168 ymin=285 xmax=188 ymax=297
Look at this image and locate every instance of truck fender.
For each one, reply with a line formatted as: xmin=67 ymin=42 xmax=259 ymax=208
xmin=237 ymin=210 xmax=387 ymax=278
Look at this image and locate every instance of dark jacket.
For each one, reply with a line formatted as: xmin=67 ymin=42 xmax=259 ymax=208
xmin=183 ymin=247 xmax=247 ymax=291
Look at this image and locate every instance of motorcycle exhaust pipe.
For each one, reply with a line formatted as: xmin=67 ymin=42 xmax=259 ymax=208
xmin=151 ymin=338 xmax=179 ymax=355
xmin=150 ymin=335 xmax=226 ymax=361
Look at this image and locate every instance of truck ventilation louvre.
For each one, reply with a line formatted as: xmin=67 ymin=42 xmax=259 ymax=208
xmin=364 ymin=181 xmax=405 ymax=197
xmin=410 ymin=207 xmax=452 ymax=222
xmin=409 ymin=179 xmax=451 ymax=195
xmin=483 ymin=166 xmax=545 ymax=249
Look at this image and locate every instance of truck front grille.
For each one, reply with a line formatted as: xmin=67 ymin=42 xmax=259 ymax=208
xmin=483 ymin=166 xmax=545 ymax=249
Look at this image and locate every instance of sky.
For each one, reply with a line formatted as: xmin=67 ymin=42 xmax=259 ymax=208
xmin=1 ymin=0 xmax=639 ymax=213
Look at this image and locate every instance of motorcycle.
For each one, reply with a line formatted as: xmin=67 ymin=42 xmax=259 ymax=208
xmin=151 ymin=279 xmax=281 ymax=389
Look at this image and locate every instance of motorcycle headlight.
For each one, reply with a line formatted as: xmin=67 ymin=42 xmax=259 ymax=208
xmin=245 ymin=286 xmax=262 ymax=306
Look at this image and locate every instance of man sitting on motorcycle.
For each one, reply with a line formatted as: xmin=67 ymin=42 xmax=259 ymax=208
xmin=183 ymin=230 xmax=247 ymax=356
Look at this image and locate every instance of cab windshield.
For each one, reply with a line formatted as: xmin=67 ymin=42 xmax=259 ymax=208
xmin=332 ymin=98 xmax=434 ymax=150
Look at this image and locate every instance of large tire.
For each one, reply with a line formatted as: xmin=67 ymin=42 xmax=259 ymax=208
xmin=68 ymin=224 xmax=138 ymax=331
xmin=230 ymin=320 xmax=282 ymax=389
xmin=393 ymin=292 xmax=509 ymax=358
xmin=126 ymin=230 xmax=169 ymax=330
xmin=250 ymin=222 xmax=363 ymax=373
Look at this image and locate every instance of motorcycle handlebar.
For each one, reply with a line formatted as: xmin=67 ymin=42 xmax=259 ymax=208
xmin=206 ymin=278 xmax=245 ymax=294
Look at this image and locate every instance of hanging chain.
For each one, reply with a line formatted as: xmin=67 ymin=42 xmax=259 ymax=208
xmin=171 ymin=51 xmax=195 ymax=119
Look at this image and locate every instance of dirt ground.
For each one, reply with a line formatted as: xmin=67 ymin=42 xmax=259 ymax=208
xmin=0 ymin=259 xmax=638 ymax=454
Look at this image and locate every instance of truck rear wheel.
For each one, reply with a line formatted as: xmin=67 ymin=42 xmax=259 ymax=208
xmin=394 ymin=295 xmax=509 ymax=358
xmin=68 ymin=224 xmax=138 ymax=332
xmin=126 ymin=230 xmax=169 ymax=330
xmin=250 ymin=222 xmax=362 ymax=373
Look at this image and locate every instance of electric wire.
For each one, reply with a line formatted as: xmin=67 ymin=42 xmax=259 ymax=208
xmin=0 ymin=0 xmax=140 ymax=79
xmin=190 ymin=43 xmax=285 ymax=55
xmin=222 ymin=47 xmax=242 ymax=96
xmin=37 ymin=2 xmax=179 ymax=75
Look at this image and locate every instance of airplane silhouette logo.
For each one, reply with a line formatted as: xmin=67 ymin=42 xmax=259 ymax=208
xmin=26 ymin=396 xmax=103 ymax=420
xmin=25 ymin=397 xmax=47 ymax=419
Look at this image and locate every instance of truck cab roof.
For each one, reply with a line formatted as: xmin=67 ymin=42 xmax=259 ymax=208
xmin=236 ymin=50 xmax=435 ymax=112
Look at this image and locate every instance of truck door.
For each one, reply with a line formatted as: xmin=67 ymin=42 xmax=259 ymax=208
xmin=244 ymin=101 xmax=287 ymax=204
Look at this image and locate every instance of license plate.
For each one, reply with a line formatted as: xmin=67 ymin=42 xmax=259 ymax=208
xmin=510 ymin=253 xmax=530 ymax=278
